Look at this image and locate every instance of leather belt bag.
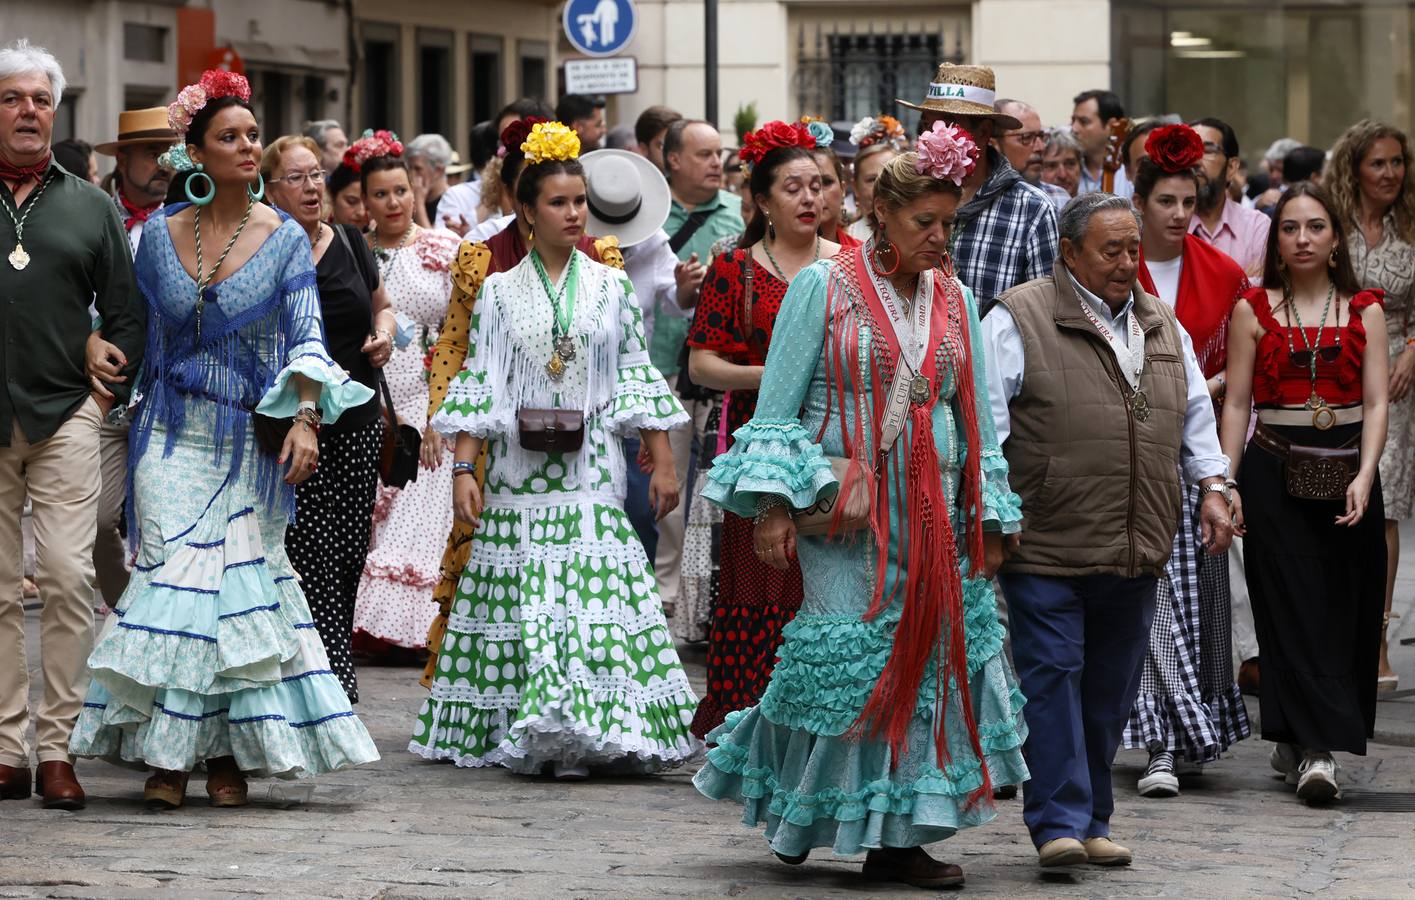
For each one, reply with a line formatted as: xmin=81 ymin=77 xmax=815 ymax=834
xmin=1252 ymin=421 xmax=1359 ymax=501
xmin=517 ymin=408 xmax=585 ymax=453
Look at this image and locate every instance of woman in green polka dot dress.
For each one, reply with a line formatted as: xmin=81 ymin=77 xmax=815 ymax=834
xmin=408 ymin=123 xmax=701 ymax=778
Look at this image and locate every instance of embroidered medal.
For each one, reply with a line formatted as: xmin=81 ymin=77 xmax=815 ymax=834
xmin=1130 ymin=389 xmax=1151 ymax=422
xmin=7 ymin=244 xmax=28 ymax=270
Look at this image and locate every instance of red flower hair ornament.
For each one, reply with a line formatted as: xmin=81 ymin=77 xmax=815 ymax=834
xmin=739 ymin=120 xmax=817 ymax=171
xmin=343 ymin=129 xmax=404 ymax=173
xmin=167 ymin=69 xmax=252 ymax=137
xmin=498 ymin=116 xmax=548 ymax=159
xmin=1144 ymin=124 xmax=1205 ymax=174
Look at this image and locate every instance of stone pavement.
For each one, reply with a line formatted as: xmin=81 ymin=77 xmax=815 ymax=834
xmin=2 ymin=519 xmax=1413 ymax=899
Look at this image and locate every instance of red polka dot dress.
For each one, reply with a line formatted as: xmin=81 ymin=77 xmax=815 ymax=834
xmin=686 ymin=248 xmax=805 ymax=739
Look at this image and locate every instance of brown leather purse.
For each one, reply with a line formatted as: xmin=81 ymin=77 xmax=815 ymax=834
xmin=794 ymin=457 xmax=875 ymax=537
xmin=1252 ymin=422 xmax=1359 ymax=501
xmin=517 ymin=408 xmax=585 ymax=453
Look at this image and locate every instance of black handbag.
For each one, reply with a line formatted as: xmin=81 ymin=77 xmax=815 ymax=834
xmin=517 ymin=408 xmax=586 ymax=453
xmin=377 ymin=370 xmax=422 ymax=488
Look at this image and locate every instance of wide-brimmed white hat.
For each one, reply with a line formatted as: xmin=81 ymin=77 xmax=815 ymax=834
xmin=580 ymin=149 xmax=671 ymax=249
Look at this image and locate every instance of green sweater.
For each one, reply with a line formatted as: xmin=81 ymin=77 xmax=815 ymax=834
xmin=0 ymin=161 xmax=145 ymax=445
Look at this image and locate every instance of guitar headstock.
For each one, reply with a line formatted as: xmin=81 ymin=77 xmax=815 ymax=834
xmin=1103 ymin=117 xmax=1134 ymax=176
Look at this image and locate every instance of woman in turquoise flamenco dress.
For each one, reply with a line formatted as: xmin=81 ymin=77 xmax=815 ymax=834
xmin=695 ymin=130 xmax=1028 ymax=889
xmin=69 ymin=71 xmax=379 ymax=807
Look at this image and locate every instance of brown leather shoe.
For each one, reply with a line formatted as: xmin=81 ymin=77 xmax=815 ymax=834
xmin=1238 ymin=658 xmax=1260 ymax=696
xmin=0 ymin=763 xmax=32 ymax=800
xmin=35 ymin=760 xmax=85 ymax=810
xmin=862 ymin=846 xmax=964 ymax=888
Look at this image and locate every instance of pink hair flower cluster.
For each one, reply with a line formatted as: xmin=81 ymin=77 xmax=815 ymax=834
xmin=913 ymin=121 xmax=979 ymax=186
xmin=166 ymin=69 xmax=252 ymax=138
xmin=343 ymin=129 xmax=404 ymax=172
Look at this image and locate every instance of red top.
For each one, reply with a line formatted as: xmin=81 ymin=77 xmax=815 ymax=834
xmin=834 ymin=228 xmax=862 ymax=252
xmin=688 ymin=248 xmax=790 ymax=366
xmin=1244 ymin=285 xmax=1384 ymax=407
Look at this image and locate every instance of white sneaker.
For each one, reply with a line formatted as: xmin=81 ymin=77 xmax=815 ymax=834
xmin=1269 ymin=743 xmax=1301 ymax=786
xmin=1295 ymin=752 xmax=1339 ymax=805
xmin=553 ymin=762 xmax=589 ymax=781
xmin=1138 ymin=749 xmax=1179 ymax=797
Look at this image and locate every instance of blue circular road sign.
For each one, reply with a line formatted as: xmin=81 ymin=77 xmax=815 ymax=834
xmin=563 ymin=0 xmax=637 ymax=58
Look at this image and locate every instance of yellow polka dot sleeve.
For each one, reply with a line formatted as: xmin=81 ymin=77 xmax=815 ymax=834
xmin=426 ymin=241 xmax=492 ymax=421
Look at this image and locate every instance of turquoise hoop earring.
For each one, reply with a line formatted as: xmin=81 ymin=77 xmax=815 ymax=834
xmin=246 ymin=172 xmax=265 ymax=202
xmin=185 ymin=164 xmax=216 ymax=206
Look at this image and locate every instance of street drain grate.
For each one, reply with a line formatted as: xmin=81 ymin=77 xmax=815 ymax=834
xmin=1340 ymin=791 xmax=1415 ymax=812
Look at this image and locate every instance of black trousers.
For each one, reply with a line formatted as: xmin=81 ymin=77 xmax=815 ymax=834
xmin=1241 ymin=421 xmax=1385 ymax=754
xmin=285 ymin=419 xmax=382 ymax=703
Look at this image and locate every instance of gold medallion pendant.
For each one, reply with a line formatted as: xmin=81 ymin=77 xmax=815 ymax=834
xmin=1307 ymin=391 xmax=1336 ymax=430
xmin=8 ymin=244 xmax=29 ymax=271
xmin=546 ymin=350 xmax=566 ymax=381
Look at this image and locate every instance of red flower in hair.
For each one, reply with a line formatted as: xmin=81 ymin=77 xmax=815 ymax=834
xmin=198 ymin=69 xmax=251 ymax=102
xmin=342 ymin=129 xmax=404 ymax=172
xmin=1144 ymin=124 xmax=1204 ymax=174
xmin=499 ymin=116 xmax=547 ymax=158
xmin=740 ymin=120 xmax=816 ymax=168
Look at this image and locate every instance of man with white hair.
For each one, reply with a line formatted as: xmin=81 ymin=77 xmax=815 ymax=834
xmin=994 ymin=98 xmax=1071 ymax=210
xmin=406 ymin=133 xmax=469 ymax=235
xmin=302 ymin=119 xmax=349 ymax=176
xmin=0 ymin=39 xmax=145 ymax=810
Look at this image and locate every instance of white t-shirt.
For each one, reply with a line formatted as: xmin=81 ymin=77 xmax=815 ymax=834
xmin=1145 ymin=255 xmax=1183 ymax=309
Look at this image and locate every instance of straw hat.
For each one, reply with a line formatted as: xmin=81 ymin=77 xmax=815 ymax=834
xmin=896 ymin=64 xmax=1022 ymax=131
xmin=579 ymin=149 xmax=671 ymax=249
xmin=445 ymin=150 xmax=473 ymax=177
xmin=95 ymin=107 xmax=179 ymax=156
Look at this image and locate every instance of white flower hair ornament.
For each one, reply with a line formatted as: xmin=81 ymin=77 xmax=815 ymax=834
xmin=913 ymin=121 xmax=979 ymax=186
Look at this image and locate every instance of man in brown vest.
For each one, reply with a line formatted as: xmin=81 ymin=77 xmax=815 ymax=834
xmin=981 ymin=192 xmax=1236 ymax=869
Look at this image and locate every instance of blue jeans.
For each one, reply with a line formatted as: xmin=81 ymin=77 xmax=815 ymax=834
xmin=998 ymin=571 xmax=1157 ymax=848
xmin=623 ymin=437 xmax=657 ymax=563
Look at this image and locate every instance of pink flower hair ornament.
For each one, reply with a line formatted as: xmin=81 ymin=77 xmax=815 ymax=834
xmin=167 ymin=69 xmax=252 ymax=139
xmin=913 ymin=121 xmax=979 ymax=187
xmin=343 ymin=129 xmax=404 ymax=173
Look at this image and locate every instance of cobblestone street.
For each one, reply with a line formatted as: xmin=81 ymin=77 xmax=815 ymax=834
xmin=3 ymin=526 xmax=1414 ymax=899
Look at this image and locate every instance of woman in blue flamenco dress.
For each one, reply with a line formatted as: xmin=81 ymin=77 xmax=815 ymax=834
xmin=694 ymin=131 xmax=1028 ymax=889
xmin=69 ymin=71 xmax=379 ymax=808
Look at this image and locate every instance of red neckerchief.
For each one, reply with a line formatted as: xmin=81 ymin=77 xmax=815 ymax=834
xmin=1138 ymin=233 xmax=1248 ymax=377
xmin=118 ymin=191 xmax=161 ymax=231
xmin=836 ymin=245 xmax=992 ymax=808
xmin=484 ymin=221 xmax=604 ymax=273
xmin=0 ymin=152 xmax=51 ymax=188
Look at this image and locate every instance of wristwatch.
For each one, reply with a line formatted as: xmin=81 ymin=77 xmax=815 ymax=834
xmin=1202 ymin=481 xmax=1232 ymax=503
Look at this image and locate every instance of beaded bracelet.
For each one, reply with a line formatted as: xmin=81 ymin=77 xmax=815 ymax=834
xmin=754 ymin=494 xmax=789 ymax=525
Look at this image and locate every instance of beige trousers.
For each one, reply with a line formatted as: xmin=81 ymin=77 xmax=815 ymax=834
xmin=654 ymin=375 xmax=711 ymax=608
xmin=0 ymin=398 xmax=101 ymax=766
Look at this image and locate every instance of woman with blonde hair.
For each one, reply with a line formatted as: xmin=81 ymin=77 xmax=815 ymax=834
xmin=262 ymin=134 xmax=397 ymax=703
xmin=694 ymin=124 xmax=1026 ymax=888
xmin=1327 ymin=119 xmax=1415 ymax=692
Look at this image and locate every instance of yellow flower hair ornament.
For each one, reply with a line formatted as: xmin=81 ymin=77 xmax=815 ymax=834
xmin=521 ymin=121 xmax=581 ymax=165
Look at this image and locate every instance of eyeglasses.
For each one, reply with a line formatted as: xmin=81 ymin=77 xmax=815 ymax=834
xmin=1009 ymin=130 xmax=1046 ymax=147
xmin=1289 ymin=346 xmax=1341 ymax=368
xmin=272 ymin=169 xmax=326 ymax=187
xmin=1201 ymin=142 xmax=1226 ymax=158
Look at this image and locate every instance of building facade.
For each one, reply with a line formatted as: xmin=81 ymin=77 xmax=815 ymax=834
xmin=0 ymin=0 xmax=349 ymax=170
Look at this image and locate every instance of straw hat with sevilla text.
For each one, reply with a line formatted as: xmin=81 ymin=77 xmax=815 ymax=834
xmin=897 ymin=63 xmax=1023 ymax=131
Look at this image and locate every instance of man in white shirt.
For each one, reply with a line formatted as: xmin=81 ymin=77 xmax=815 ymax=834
xmin=981 ymin=192 xmax=1234 ymax=871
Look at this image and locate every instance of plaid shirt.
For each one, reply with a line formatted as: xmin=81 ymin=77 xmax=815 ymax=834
xmin=953 ymin=152 xmax=1060 ymax=313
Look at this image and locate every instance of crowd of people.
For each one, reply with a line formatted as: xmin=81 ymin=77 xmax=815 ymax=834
xmin=2 ymin=34 xmax=1412 ymax=890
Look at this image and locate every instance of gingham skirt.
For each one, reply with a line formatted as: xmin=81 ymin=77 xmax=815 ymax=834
xmin=1123 ymin=482 xmax=1252 ymax=763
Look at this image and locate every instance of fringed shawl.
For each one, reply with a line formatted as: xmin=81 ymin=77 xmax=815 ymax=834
xmin=821 ymin=244 xmax=992 ymax=807
xmin=127 ymin=206 xmax=331 ymax=540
